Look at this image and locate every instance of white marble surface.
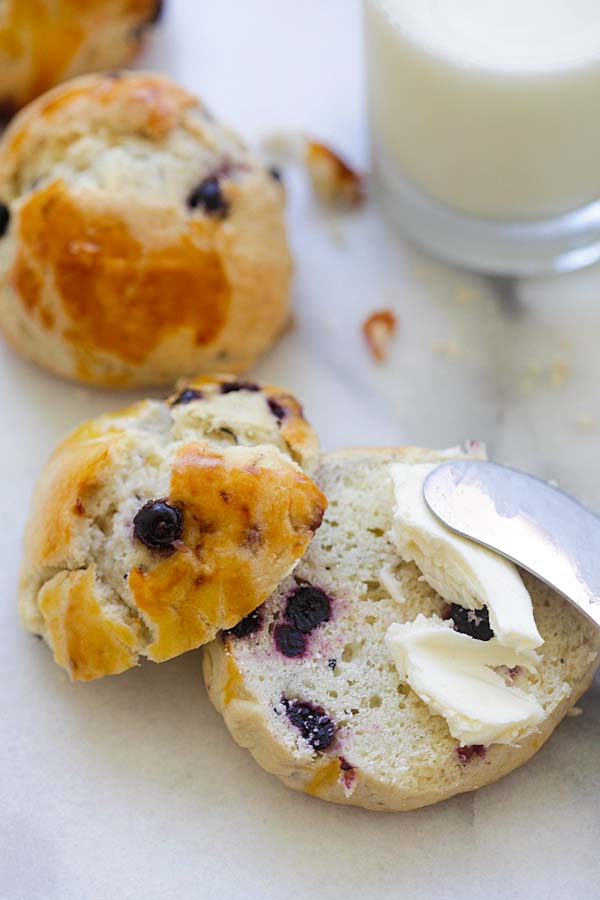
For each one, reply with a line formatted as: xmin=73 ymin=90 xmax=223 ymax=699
xmin=1 ymin=2 xmax=599 ymax=898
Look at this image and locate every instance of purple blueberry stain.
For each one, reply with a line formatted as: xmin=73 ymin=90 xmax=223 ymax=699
xmin=274 ymin=623 xmax=306 ymax=658
xmin=285 ymin=585 xmax=331 ymax=634
xmin=283 ymin=698 xmax=335 ymax=751
xmin=339 ymin=756 xmax=356 ymax=789
xmin=457 ymin=744 xmax=487 ymax=766
xmin=451 ymin=605 xmax=494 ymax=642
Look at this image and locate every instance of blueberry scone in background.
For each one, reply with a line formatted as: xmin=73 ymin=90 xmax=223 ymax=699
xmin=203 ymin=447 xmax=600 ymax=812
xmin=0 ymin=0 xmax=163 ymax=115
xmin=0 ymin=71 xmax=291 ymax=386
xmin=20 ymin=377 xmax=325 ymax=681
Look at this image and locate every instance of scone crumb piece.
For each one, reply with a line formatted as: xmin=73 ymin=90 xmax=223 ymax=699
xmin=566 ymin=706 xmax=583 ymax=718
xmin=456 ymin=744 xmax=487 ymax=766
xmin=305 ymin=140 xmax=364 ymax=207
xmin=362 ymin=309 xmax=397 ymax=362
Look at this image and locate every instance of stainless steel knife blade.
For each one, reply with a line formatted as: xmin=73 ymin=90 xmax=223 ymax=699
xmin=423 ymin=459 xmax=600 ymax=629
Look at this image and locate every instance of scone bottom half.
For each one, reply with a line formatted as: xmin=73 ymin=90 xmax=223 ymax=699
xmin=203 ymin=448 xmax=600 ymax=812
xmin=19 ymin=376 xmax=326 ymax=682
xmin=0 ymin=70 xmax=291 ymax=387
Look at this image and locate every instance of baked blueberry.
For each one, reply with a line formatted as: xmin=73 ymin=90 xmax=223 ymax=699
xmin=133 ymin=499 xmax=183 ymax=550
xmin=0 ymin=203 xmax=10 ymax=237
xmin=267 ymin=397 xmax=286 ymax=421
xmin=451 ymin=604 xmax=493 ymax=641
xmin=268 ymin=166 xmax=282 ymax=182
xmin=225 ymin=607 xmax=262 ymax=639
xmin=285 ymin=585 xmax=330 ymax=633
xmin=187 ymin=176 xmax=229 ymax=216
xmin=284 ymin=699 xmax=335 ymax=751
xmin=220 ymin=381 xmax=260 ymax=394
xmin=274 ymin=623 xmax=306 ymax=657
xmin=171 ymin=388 xmax=203 ymax=406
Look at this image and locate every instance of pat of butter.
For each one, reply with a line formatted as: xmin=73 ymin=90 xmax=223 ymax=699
xmin=390 ymin=463 xmax=543 ymax=653
xmin=386 ymin=616 xmax=544 ymax=746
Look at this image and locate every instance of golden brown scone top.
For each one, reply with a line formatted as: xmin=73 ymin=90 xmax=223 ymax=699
xmin=0 ymin=71 xmax=291 ymax=387
xmin=0 ymin=0 xmax=162 ymax=114
xmin=20 ymin=377 xmax=326 ymax=681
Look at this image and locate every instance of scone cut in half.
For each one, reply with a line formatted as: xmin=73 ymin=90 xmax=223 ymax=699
xmin=0 ymin=0 xmax=163 ymax=115
xmin=20 ymin=377 xmax=326 ymax=682
xmin=0 ymin=70 xmax=291 ymax=386
xmin=203 ymin=446 xmax=600 ymax=812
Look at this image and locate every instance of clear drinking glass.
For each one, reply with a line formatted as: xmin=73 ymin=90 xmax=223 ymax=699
xmin=364 ymin=0 xmax=600 ymax=275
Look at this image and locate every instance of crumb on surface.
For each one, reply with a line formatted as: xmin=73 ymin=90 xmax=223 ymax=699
xmin=566 ymin=706 xmax=583 ymax=718
xmin=362 ymin=309 xmax=397 ymax=362
xmin=305 ymin=140 xmax=364 ymax=207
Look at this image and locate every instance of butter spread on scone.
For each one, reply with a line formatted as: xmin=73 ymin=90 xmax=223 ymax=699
xmin=19 ymin=376 xmax=325 ymax=681
xmin=0 ymin=71 xmax=291 ymax=387
xmin=386 ymin=617 xmax=544 ymax=746
xmin=386 ymin=462 xmax=545 ymax=746
xmin=389 ymin=463 xmax=543 ymax=652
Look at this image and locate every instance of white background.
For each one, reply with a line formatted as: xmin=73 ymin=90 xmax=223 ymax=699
xmin=1 ymin=2 xmax=599 ymax=898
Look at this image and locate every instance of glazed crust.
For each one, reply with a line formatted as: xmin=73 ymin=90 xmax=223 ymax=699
xmin=203 ymin=447 xmax=600 ymax=812
xmin=0 ymin=0 xmax=162 ymax=114
xmin=0 ymin=71 xmax=292 ymax=386
xmin=19 ymin=377 xmax=326 ymax=681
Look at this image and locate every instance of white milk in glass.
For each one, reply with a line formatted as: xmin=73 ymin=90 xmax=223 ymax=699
xmin=364 ymin=0 xmax=600 ymax=273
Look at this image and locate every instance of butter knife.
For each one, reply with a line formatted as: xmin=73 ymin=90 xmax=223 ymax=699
xmin=424 ymin=460 xmax=600 ymax=629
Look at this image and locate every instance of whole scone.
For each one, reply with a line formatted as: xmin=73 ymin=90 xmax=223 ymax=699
xmin=0 ymin=0 xmax=163 ymax=115
xmin=20 ymin=376 xmax=326 ymax=681
xmin=203 ymin=448 xmax=600 ymax=812
xmin=0 ymin=71 xmax=291 ymax=386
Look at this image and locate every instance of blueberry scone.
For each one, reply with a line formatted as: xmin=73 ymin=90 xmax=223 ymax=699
xmin=20 ymin=377 xmax=326 ymax=681
xmin=0 ymin=71 xmax=291 ymax=386
xmin=0 ymin=0 xmax=163 ymax=116
xmin=203 ymin=447 xmax=600 ymax=811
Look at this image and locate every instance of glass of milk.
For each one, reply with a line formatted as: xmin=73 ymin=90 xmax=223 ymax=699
xmin=364 ymin=0 xmax=600 ymax=274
